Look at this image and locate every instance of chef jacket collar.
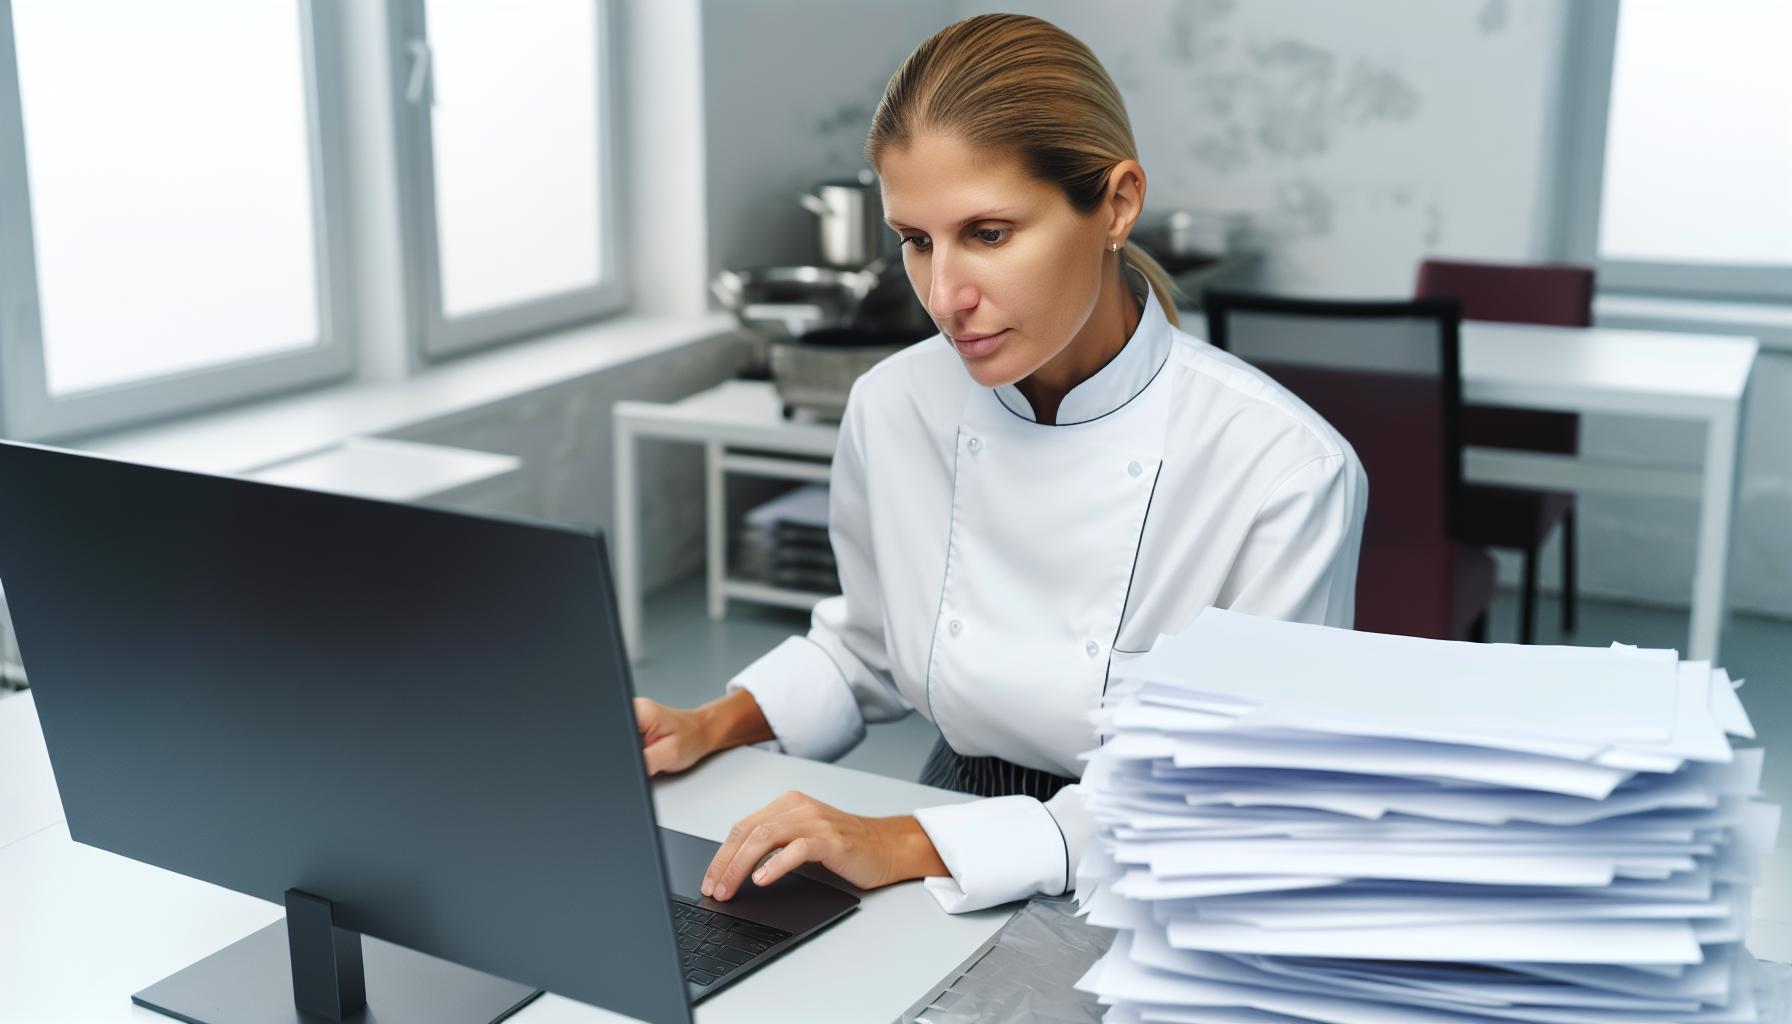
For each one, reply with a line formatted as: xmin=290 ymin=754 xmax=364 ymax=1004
xmin=992 ymin=263 xmax=1172 ymax=426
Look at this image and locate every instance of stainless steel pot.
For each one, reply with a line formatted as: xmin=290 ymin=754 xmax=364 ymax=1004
xmin=799 ymin=178 xmax=883 ymax=268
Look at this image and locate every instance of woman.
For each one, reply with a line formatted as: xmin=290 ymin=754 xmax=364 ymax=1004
xmin=634 ymin=13 xmax=1367 ymax=914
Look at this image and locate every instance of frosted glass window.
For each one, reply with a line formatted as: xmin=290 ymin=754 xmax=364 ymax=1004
xmin=12 ymin=1 xmax=320 ymax=397
xmin=1598 ymin=0 xmax=1792 ymax=266
xmin=425 ymin=0 xmax=603 ymax=319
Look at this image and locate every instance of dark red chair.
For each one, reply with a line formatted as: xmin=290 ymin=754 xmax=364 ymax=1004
xmin=1415 ymin=258 xmax=1594 ymax=643
xmin=1203 ymin=291 xmax=1496 ymax=642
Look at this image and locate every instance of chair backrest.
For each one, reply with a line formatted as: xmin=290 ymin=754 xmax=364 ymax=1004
xmin=1203 ymin=290 xmax=1464 ymax=544
xmin=1414 ymin=258 xmax=1591 ymax=455
xmin=1413 ymin=258 xmax=1594 ymax=328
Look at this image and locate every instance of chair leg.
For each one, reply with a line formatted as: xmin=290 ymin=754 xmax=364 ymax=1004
xmin=1520 ymin=546 xmax=1539 ymax=645
xmin=1468 ymin=612 xmax=1488 ymax=643
xmin=1561 ymin=506 xmax=1577 ymax=634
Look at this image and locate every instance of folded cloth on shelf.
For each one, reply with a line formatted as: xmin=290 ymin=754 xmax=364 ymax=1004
xmin=1074 ymin=607 xmax=1783 ymax=1023
xmin=734 ymin=483 xmax=840 ymax=593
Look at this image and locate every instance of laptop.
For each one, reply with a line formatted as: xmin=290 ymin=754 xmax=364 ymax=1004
xmin=661 ymin=829 xmax=858 ymax=1000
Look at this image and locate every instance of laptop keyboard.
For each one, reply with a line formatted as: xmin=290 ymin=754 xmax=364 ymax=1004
xmin=671 ymin=895 xmax=793 ymax=987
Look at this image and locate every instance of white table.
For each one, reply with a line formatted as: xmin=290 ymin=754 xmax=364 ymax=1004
xmin=244 ymin=436 xmax=524 ymax=507
xmin=613 ymin=382 xmax=839 ymax=663
xmin=614 ymin=323 xmax=1757 ymax=662
xmin=0 ymin=691 xmax=1013 ymax=1023
xmin=1457 ymin=321 xmax=1756 ymax=662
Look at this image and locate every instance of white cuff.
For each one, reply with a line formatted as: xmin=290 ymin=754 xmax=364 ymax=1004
xmin=913 ymin=795 xmax=1070 ymax=913
xmin=725 ymin=636 xmax=865 ymax=762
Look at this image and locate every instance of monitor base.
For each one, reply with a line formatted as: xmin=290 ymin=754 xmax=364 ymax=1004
xmin=132 ymin=922 xmax=542 ymax=1024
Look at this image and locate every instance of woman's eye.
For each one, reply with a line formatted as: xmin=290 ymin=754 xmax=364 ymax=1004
xmin=900 ymin=235 xmax=932 ymax=253
xmin=975 ymin=227 xmax=1009 ymax=245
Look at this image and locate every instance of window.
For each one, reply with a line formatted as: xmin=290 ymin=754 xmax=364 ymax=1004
xmin=0 ymin=1 xmax=353 ymax=440
xmin=390 ymin=0 xmax=625 ymax=360
xmin=1559 ymin=0 xmax=1792 ymax=301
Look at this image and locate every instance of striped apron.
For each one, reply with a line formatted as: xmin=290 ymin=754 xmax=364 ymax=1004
xmin=917 ymin=736 xmax=1079 ymax=801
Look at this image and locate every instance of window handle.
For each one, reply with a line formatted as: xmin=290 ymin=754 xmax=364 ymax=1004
xmin=405 ymin=38 xmax=433 ymax=106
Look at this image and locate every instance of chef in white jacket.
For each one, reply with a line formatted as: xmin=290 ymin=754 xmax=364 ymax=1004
xmin=633 ymin=13 xmax=1368 ymax=915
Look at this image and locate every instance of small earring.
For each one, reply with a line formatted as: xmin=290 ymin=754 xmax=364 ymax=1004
xmin=1109 ymin=242 xmax=1120 ymax=253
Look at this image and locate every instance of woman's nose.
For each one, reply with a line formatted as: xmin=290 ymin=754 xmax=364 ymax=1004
xmin=926 ymin=258 xmax=979 ymax=321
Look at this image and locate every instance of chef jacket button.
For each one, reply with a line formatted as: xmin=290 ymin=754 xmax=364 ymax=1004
xmin=1127 ymin=460 xmax=1143 ymax=478
xmin=1085 ymin=640 xmax=1100 ymax=658
xmin=949 ymin=619 xmax=964 ymax=636
xmin=967 ymin=436 xmax=982 ymax=454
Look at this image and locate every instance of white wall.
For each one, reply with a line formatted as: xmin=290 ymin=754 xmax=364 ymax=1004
xmin=700 ymin=0 xmax=955 ymax=277
xmin=696 ymin=0 xmax=1792 ymax=625
xmin=949 ymin=0 xmax=1571 ymax=295
xmin=702 ymin=0 xmax=1570 ymax=291
xmin=382 ymin=335 xmax=751 ymax=591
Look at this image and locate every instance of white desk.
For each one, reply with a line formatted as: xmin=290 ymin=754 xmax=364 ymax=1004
xmin=0 ymin=688 xmax=60 ymax=848
xmin=614 ymin=323 xmax=1757 ymax=662
xmin=244 ymin=436 xmax=524 ymax=507
xmin=0 ymin=692 xmax=1012 ymax=1023
xmin=1458 ymin=321 xmax=1756 ymax=662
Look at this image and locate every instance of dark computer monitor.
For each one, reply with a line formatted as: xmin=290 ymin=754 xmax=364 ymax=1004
xmin=0 ymin=440 xmax=696 ymax=1024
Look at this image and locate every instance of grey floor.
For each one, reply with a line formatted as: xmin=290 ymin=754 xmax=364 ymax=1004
xmin=632 ymin=575 xmax=1792 ymax=958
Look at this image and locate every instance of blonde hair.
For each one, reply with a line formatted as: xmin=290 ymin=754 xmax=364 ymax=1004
xmin=866 ymin=13 xmax=1182 ymax=326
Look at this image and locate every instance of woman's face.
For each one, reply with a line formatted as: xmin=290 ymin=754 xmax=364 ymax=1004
xmin=878 ymin=131 xmax=1126 ymax=389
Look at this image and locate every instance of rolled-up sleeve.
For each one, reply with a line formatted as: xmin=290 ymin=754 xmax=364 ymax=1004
xmin=724 ymin=382 xmax=912 ymax=763
xmin=911 ymin=784 xmax=1093 ymax=913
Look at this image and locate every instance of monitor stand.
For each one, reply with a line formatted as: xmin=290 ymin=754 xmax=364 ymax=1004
xmin=132 ymin=889 xmax=541 ymax=1024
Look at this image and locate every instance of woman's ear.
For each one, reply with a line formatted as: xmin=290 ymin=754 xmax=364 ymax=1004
xmin=1105 ymin=160 xmax=1146 ymax=245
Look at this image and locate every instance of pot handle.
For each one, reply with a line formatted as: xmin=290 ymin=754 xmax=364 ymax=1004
xmin=846 ymin=257 xmax=889 ymax=297
xmin=709 ymin=270 xmax=745 ymax=308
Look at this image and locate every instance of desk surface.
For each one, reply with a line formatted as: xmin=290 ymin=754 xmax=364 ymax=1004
xmin=0 ymin=691 xmax=1012 ymax=1023
xmin=1459 ymin=320 xmax=1756 ymax=420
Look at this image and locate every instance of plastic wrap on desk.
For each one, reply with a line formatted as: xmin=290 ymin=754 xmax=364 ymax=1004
xmin=908 ymin=896 xmax=1113 ymax=1024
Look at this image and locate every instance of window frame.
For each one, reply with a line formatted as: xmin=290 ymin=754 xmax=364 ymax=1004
xmin=0 ymin=0 xmax=356 ymax=442
xmin=388 ymin=0 xmax=628 ymax=363
xmin=1556 ymin=0 xmax=1792 ymax=302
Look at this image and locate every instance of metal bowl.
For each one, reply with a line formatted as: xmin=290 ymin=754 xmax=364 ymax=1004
xmin=710 ymin=264 xmax=884 ymax=340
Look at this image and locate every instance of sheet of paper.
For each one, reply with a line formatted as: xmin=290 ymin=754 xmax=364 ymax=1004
xmin=1133 ymin=847 xmax=1622 ymax=888
xmin=1163 ymin=916 xmax=1703 ymax=965
xmin=1161 ymin=733 xmax=1632 ymax=799
xmin=1708 ymin=668 xmax=1755 ymax=739
xmin=1129 ymin=608 xmax=1677 ymax=744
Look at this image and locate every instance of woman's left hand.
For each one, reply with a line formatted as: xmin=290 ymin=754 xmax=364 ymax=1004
xmin=701 ymin=790 xmax=948 ymax=901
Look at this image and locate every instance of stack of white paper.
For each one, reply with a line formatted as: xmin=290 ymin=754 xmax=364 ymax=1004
xmin=1075 ymin=608 xmax=1783 ymax=1023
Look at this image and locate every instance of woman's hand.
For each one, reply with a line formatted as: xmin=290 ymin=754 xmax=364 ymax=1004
xmin=701 ymin=791 xmax=948 ymax=900
xmin=635 ymin=688 xmax=776 ymax=776
xmin=634 ymin=697 xmax=714 ymax=776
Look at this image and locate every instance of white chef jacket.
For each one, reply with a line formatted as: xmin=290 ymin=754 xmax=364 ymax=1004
xmin=726 ymin=266 xmax=1367 ymax=913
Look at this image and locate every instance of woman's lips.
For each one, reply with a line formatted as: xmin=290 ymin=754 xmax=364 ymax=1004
xmin=950 ymin=328 xmax=1009 ymax=358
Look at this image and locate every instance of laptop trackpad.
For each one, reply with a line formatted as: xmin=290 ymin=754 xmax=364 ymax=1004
xmin=657 ymin=827 xmax=859 ymax=936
